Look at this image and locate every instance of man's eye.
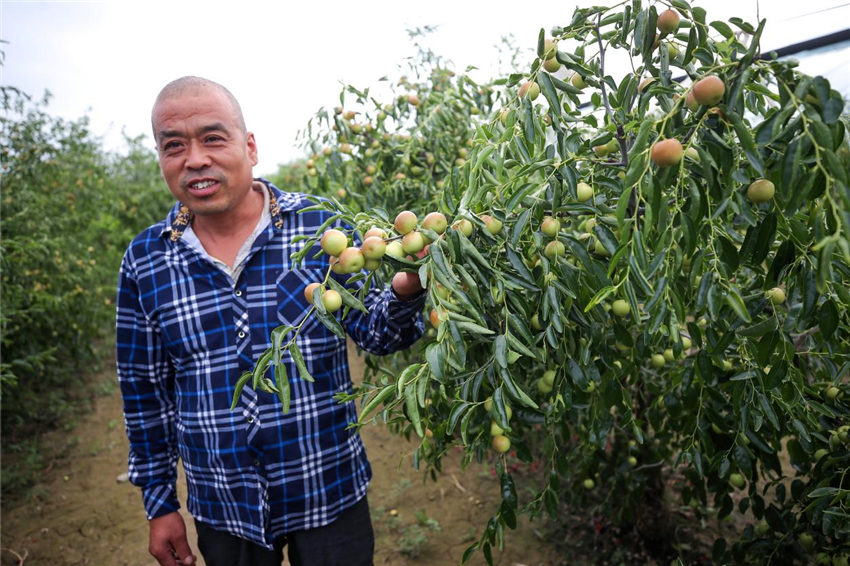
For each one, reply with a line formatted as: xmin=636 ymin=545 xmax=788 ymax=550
xmin=163 ymin=141 xmax=182 ymax=151
xmin=205 ymin=135 xmax=223 ymax=143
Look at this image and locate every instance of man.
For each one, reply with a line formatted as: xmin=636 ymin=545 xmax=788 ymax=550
xmin=116 ymin=76 xmax=425 ymax=566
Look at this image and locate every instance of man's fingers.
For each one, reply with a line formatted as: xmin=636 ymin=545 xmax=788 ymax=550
xmin=172 ymin=540 xmax=196 ymax=565
xmin=149 ymin=543 xmax=178 ymax=566
xmin=149 ymin=511 xmax=190 ymax=566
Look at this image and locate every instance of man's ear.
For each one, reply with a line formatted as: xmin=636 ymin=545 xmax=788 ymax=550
xmin=246 ymin=132 xmax=258 ymax=166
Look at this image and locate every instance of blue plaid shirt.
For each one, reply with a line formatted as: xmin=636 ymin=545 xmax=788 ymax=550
xmin=116 ymin=179 xmax=425 ymax=548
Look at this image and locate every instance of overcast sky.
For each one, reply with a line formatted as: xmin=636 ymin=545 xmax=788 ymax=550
xmin=2 ymin=0 xmax=848 ymax=177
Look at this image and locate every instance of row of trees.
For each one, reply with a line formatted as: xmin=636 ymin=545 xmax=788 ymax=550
xmin=265 ymin=1 xmax=850 ymax=563
xmin=0 ymin=85 xmax=172 ymax=487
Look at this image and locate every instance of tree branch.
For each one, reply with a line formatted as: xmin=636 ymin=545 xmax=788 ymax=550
xmin=595 ymin=13 xmax=629 ymax=168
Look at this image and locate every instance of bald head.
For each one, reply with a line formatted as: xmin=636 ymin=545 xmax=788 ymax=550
xmin=151 ymin=76 xmax=247 ymax=138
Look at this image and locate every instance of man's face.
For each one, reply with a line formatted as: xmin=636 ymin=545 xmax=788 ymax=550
xmin=152 ymin=87 xmax=258 ymax=220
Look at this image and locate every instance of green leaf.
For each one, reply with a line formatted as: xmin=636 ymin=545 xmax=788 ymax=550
xmin=537 ymin=72 xmax=562 ymax=120
xmin=275 ymin=360 xmax=291 ymax=414
xmin=549 ymin=74 xmax=582 ymax=95
xmin=729 ymin=112 xmax=764 ymax=176
xmin=289 ymin=343 xmax=314 ymax=383
xmin=737 ymin=317 xmax=778 ymax=337
xmin=585 ymin=285 xmax=615 ymax=312
xmin=396 ymin=363 xmax=422 ymax=398
xmin=447 ymin=402 xmax=469 ymax=435
xmin=231 ymin=371 xmax=252 ymax=411
xmin=358 ymin=386 xmax=395 ymax=423
xmin=494 ymin=335 xmax=508 ymax=368
xmin=500 ymin=472 xmax=518 ymax=508
xmin=252 ymin=348 xmax=274 ymax=391
xmin=426 ymin=342 xmax=444 ymax=381
xmin=500 ymin=367 xmax=539 ymax=409
xmin=404 ymin=379 xmax=424 ymax=437
xmin=270 ymin=325 xmax=293 ymax=368
xmin=620 ymin=5 xmax=632 ymax=44
xmin=505 ymin=245 xmax=536 ymax=286
xmin=509 ymin=208 xmax=533 ymax=248
xmin=521 ymin=98 xmax=536 ymax=144
xmin=325 ymin=277 xmax=368 ymax=314
xmin=313 ymin=303 xmax=347 ymax=339
xmin=819 ymin=299 xmax=839 ymax=338
xmin=710 ymin=21 xmax=734 ymax=39
xmin=808 ymin=487 xmax=841 ymax=499
xmin=592 ymin=223 xmax=619 ymax=257
xmin=757 ymin=392 xmax=779 ymax=430
xmin=725 ymin=288 xmax=752 ymax=323
xmin=536 ymin=27 xmax=546 ymax=60
xmin=504 ymin=331 xmax=537 ymax=360
xmin=492 ymin=386 xmax=511 ymax=431
xmin=455 ymin=320 xmax=496 ymax=336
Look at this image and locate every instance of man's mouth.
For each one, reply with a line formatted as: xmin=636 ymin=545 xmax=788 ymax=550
xmin=186 ymin=179 xmax=219 ymax=196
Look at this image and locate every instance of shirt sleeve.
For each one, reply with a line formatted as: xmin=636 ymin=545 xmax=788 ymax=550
xmin=343 ymin=283 xmax=427 ymax=355
xmin=334 ymin=225 xmax=427 ymax=354
xmin=115 ymin=253 xmax=181 ymax=519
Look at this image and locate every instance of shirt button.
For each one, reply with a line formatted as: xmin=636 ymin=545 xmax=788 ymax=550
xmin=235 ymin=289 xmax=242 ymax=297
xmin=238 ymin=331 xmax=246 ymax=339
xmin=246 ymin=416 xmax=254 ymax=424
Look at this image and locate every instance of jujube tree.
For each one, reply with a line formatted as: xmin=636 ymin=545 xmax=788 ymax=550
xmin=258 ymin=3 xmax=849 ymax=563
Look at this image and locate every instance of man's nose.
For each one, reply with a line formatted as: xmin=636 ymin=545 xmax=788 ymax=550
xmin=185 ymin=141 xmax=212 ymax=169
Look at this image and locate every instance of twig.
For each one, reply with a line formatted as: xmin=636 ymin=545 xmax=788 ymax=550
xmin=634 ymin=459 xmax=666 ymax=472
xmin=1 ymin=547 xmax=29 ymax=565
xmin=450 ymin=473 xmax=467 ymax=493
xmin=595 ymin=13 xmax=629 ymax=168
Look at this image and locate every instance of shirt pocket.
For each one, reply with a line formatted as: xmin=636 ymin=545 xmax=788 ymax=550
xmin=275 ymin=269 xmax=339 ymax=350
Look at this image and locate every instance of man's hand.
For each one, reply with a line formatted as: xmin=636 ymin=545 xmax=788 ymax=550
xmin=149 ymin=511 xmax=196 ymax=566
xmin=391 ymin=271 xmax=423 ymax=300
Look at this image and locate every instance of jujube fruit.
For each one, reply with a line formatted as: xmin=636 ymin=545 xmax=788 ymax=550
xmin=747 ymin=179 xmax=775 ymax=203
xmin=320 ymin=229 xmax=348 ymax=256
xmin=651 ymin=138 xmax=684 ymax=167
xmin=692 ymin=75 xmax=726 ymax=106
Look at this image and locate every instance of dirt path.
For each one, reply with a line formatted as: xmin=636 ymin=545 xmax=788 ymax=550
xmin=1 ymin=346 xmax=562 ymax=566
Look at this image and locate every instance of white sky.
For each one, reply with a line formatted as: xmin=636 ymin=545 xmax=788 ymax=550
xmin=1 ymin=0 xmax=848 ymax=177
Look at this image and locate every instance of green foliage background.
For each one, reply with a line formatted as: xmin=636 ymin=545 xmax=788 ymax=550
xmin=1 ymin=86 xmax=172 ymax=493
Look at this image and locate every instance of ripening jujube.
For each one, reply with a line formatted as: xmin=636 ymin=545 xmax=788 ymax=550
xmin=360 ymin=236 xmax=387 ymax=260
xmin=304 ymin=282 xmax=321 ymax=304
xmin=322 ymin=289 xmax=343 ymax=312
xmin=656 ymin=8 xmax=681 ymax=35
xmin=394 ymin=210 xmax=418 ymax=235
xmin=692 ymin=75 xmax=726 ymax=106
xmin=651 ymin=138 xmax=684 ymax=167
xmin=320 ymin=229 xmax=348 ymax=256
xmin=747 ymin=178 xmax=775 ymax=203
xmin=422 ymin=212 xmax=448 ymax=234
xmin=518 ymin=81 xmax=540 ymax=100
xmin=337 ymin=247 xmax=365 ymax=273
xmin=540 ymin=216 xmax=561 ymax=237
xmin=576 ymin=182 xmax=594 ymax=202
xmin=401 ymin=231 xmax=427 ymax=254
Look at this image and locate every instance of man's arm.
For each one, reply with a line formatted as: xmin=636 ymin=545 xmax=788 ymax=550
xmin=115 ymin=253 xmax=189 ymax=560
xmin=341 ymin=268 xmax=427 ymax=355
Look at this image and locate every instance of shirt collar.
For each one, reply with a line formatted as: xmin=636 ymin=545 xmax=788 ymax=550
xmin=160 ymin=178 xmax=293 ymax=241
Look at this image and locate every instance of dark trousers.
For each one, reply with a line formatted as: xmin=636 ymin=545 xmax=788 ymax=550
xmin=195 ymin=496 xmax=374 ymax=566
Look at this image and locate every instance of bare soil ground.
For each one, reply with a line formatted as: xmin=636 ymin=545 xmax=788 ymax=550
xmin=1 ymin=345 xmax=564 ymax=566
